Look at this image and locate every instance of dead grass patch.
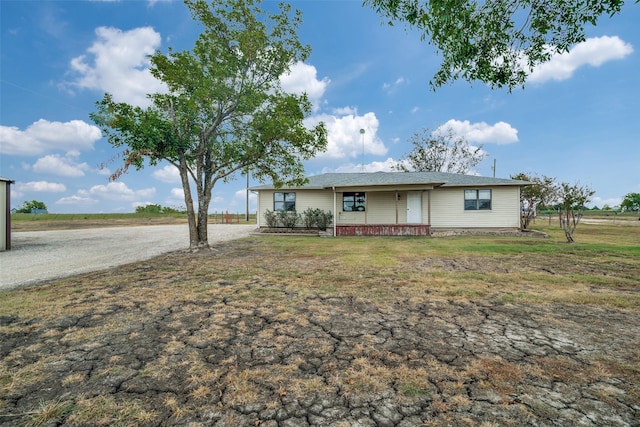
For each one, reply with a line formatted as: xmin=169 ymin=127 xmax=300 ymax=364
xmin=67 ymin=395 xmax=158 ymax=426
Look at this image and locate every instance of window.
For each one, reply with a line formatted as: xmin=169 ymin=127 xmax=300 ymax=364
xmin=464 ymin=189 xmax=492 ymax=210
xmin=274 ymin=192 xmax=296 ymax=211
xmin=343 ymin=192 xmax=366 ymax=212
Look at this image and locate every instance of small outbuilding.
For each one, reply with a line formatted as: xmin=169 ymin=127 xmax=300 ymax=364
xmin=1 ymin=177 xmax=15 ymax=251
xmin=251 ymin=171 xmax=529 ymax=236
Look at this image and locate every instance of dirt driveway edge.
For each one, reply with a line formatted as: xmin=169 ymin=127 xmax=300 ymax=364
xmin=0 ymin=224 xmax=256 ymax=290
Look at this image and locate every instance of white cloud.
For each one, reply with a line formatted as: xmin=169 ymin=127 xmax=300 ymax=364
xmin=590 ymin=196 xmax=622 ymax=209
xmin=438 ymin=119 xmax=518 ymax=145
xmin=16 ymin=181 xmax=67 ymax=192
xmin=0 ymin=119 xmax=101 ymax=156
xmin=32 ymin=152 xmax=90 ymax=177
xmin=79 ymin=181 xmax=156 ymax=201
xmin=165 ymin=187 xmax=185 ymax=207
xmin=307 ymin=111 xmax=387 ymax=159
xmin=234 ymin=188 xmax=256 ymax=201
xmin=280 ymin=62 xmax=330 ymax=111
xmin=332 ymin=106 xmax=357 ymax=116
xmin=324 ymin=157 xmax=398 ymax=173
xmin=152 ymin=165 xmax=181 ymax=183
xmin=68 ymin=26 xmax=167 ymax=107
xmin=382 ymin=76 xmax=407 ymax=93
xmin=529 ymin=36 xmax=633 ymax=83
xmin=56 ymin=195 xmax=99 ymax=206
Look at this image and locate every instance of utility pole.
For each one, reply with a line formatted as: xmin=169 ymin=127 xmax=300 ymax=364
xmin=245 ymin=169 xmax=249 ymax=222
xmin=492 ymin=158 xmax=496 ymax=177
xmin=360 ymin=128 xmax=365 ymax=172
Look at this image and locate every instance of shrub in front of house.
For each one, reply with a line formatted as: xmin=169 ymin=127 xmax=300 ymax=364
xmin=263 ymin=208 xmax=332 ymax=231
xmin=302 ymin=208 xmax=333 ymax=231
xmin=264 ymin=209 xmax=279 ymax=228
xmin=317 ymin=210 xmax=333 ymax=231
xmin=277 ymin=210 xmax=300 ymax=229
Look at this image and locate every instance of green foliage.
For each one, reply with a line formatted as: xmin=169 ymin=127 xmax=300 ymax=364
xmin=135 ymin=204 xmax=186 ymax=214
xmin=511 ymin=172 xmax=557 ymax=230
xmin=393 ymin=126 xmax=485 ymax=173
xmin=557 ymin=182 xmax=595 ymax=243
xmin=620 ymin=192 xmax=640 ymax=212
xmin=90 ymin=0 xmax=327 ymax=249
xmin=276 ymin=210 xmax=300 ymax=229
xmin=302 ymin=208 xmax=333 ymax=230
xmin=264 ymin=209 xmax=279 ymax=228
xmin=16 ymin=200 xmax=48 ymax=214
xmin=365 ymin=0 xmax=627 ymax=90
xmin=136 ymin=204 xmax=163 ymax=214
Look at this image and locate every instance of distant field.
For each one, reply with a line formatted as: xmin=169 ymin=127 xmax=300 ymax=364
xmin=10 ymin=213 xmax=256 ymax=231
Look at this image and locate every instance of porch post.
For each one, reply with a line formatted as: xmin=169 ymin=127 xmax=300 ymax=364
xmin=332 ymin=187 xmax=337 ymax=237
xmin=427 ymin=190 xmax=432 ymax=235
xmin=395 ymin=191 xmax=399 ymax=224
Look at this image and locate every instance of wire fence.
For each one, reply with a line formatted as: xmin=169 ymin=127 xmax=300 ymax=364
xmin=209 ymin=211 xmax=257 ymax=224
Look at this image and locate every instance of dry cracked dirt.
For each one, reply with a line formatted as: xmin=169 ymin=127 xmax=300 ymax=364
xmin=1 ymin=239 xmax=639 ymax=427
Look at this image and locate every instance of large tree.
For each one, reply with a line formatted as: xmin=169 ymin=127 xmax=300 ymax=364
xmin=511 ymin=172 xmax=557 ymax=230
xmin=91 ymin=0 xmax=327 ymax=249
xmin=16 ymin=200 xmax=48 ymax=214
xmin=365 ymin=0 xmax=629 ymax=90
xmin=393 ymin=126 xmax=485 ymax=174
xmin=620 ymin=192 xmax=640 ymax=213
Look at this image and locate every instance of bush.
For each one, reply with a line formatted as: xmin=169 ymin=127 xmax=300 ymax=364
xmin=264 ymin=209 xmax=279 ymax=228
xmin=277 ymin=210 xmax=300 ymax=229
xmin=302 ymin=208 xmax=317 ymax=229
xmin=315 ymin=210 xmax=333 ymax=231
xmin=135 ymin=204 xmax=186 ymax=214
xmin=301 ymin=208 xmax=333 ymax=231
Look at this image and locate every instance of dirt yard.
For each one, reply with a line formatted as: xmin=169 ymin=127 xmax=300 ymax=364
xmin=1 ymin=228 xmax=639 ymax=426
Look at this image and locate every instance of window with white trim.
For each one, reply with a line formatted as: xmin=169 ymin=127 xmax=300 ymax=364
xmin=343 ymin=192 xmax=366 ymax=212
xmin=274 ymin=192 xmax=296 ymax=211
xmin=464 ymin=189 xmax=492 ymax=210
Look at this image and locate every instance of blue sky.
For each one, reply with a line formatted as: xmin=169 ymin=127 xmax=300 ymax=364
xmin=1 ymin=0 xmax=638 ymax=214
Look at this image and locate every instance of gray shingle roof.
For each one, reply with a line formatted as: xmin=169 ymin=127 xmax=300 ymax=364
xmin=250 ymin=172 xmax=529 ymax=190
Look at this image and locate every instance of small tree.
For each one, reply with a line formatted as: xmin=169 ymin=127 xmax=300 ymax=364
xmin=511 ymin=173 xmax=557 ymax=230
xmin=620 ymin=192 xmax=640 ymax=213
xmin=557 ymin=182 xmax=595 ymax=243
xmin=16 ymin=200 xmax=48 ymax=214
xmin=393 ymin=127 xmax=485 ymax=174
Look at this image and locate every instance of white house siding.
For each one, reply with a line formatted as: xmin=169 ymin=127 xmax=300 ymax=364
xmin=256 ymin=190 xmax=333 ymax=226
xmin=335 ymin=191 xmax=408 ymax=225
xmin=430 ymin=186 xmax=520 ymax=229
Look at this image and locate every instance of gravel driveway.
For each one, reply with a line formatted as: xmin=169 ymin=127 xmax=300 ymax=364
xmin=0 ymin=224 xmax=256 ymax=290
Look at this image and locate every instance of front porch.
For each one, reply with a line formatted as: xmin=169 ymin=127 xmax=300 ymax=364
xmin=335 ymin=224 xmax=431 ymax=237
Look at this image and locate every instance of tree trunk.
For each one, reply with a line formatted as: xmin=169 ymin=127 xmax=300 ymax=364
xmin=196 ymin=204 xmax=209 ymax=249
xmin=178 ymin=159 xmax=204 ymax=250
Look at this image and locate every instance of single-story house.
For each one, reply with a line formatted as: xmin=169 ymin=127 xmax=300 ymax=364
xmin=250 ymin=172 xmax=529 ymax=236
xmin=1 ymin=177 xmax=15 ymax=251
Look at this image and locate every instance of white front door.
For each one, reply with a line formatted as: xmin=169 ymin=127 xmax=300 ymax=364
xmin=407 ymin=191 xmax=422 ymax=223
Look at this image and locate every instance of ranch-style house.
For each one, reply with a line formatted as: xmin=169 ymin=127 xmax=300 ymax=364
xmin=251 ymin=172 xmax=529 ymax=236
